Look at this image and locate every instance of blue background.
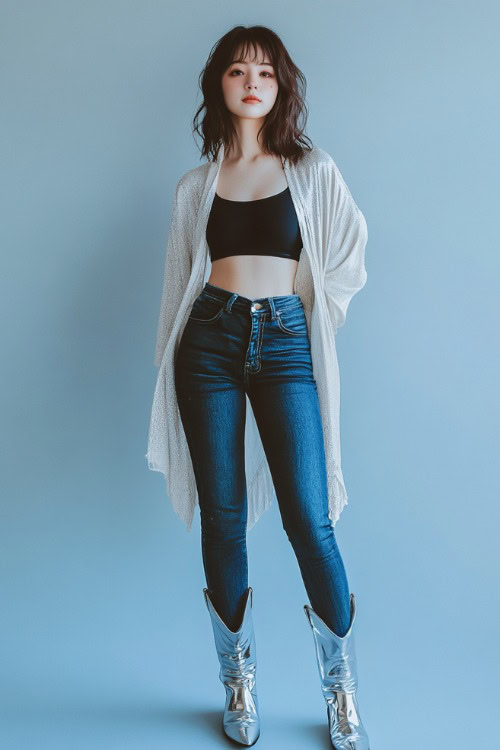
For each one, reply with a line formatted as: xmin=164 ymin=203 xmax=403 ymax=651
xmin=1 ymin=2 xmax=498 ymax=748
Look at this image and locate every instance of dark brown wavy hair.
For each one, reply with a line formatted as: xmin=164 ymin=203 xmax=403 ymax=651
xmin=192 ymin=25 xmax=313 ymax=166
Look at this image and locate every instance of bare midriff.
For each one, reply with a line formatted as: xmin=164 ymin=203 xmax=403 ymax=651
xmin=208 ymin=256 xmax=298 ymax=300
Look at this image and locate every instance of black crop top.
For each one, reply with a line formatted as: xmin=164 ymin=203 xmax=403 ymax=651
xmin=206 ymin=186 xmax=303 ymax=262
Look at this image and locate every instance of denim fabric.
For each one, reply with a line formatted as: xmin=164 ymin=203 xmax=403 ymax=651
xmin=174 ymin=282 xmax=351 ymax=636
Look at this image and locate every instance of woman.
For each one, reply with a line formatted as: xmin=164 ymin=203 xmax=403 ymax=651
xmin=146 ymin=25 xmax=370 ymax=749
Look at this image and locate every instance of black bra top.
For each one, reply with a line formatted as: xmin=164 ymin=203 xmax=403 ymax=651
xmin=206 ymin=186 xmax=303 ymax=263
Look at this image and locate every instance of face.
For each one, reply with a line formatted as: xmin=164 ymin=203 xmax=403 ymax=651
xmin=221 ymin=45 xmax=278 ymax=120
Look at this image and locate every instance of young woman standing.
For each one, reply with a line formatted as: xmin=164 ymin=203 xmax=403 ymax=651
xmin=147 ymin=25 xmax=370 ymax=749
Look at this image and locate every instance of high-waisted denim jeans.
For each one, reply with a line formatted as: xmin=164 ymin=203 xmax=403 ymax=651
xmin=174 ymin=281 xmax=351 ymax=636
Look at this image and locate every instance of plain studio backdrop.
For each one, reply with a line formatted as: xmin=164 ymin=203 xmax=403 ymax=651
xmin=1 ymin=2 xmax=498 ymax=749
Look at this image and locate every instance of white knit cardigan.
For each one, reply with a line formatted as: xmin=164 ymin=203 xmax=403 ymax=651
xmin=146 ymin=143 xmax=368 ymax=533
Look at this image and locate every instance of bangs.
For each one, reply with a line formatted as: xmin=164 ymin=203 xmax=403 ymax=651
xmin=229 ymin=37 xmax=275 ymax=68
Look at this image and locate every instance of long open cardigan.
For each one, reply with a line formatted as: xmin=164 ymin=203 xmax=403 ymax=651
xmin=146 ymin=143 xmax=368 ymax=532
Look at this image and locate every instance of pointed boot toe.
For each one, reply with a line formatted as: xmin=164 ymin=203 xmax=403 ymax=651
xmin=225 ymin=714 xmax=260 ymax=746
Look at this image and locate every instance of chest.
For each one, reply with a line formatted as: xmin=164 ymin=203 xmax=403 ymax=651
xmin=215 ymin=156 xmax=288 ymax=201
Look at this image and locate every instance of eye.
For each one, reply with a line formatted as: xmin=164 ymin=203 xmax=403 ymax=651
xmin=229 ymin=68 xmax=274 ymax=77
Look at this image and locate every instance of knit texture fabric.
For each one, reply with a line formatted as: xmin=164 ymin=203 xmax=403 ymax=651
xmin=145 ymin=143 xmax=368 ymax=532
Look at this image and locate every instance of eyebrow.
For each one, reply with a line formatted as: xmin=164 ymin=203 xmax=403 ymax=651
xmin=229 ymin=60 xmax=274 ymax=66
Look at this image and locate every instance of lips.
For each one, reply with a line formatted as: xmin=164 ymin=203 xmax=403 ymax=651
xmin=243 ymin=96 xmax=261 ymax=102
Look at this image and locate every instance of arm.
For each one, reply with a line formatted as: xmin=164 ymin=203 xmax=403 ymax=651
xmin=154 ymin=176 xmax=192 ymax=367
xmin=323 ymin=160 xmax=368 ymax=333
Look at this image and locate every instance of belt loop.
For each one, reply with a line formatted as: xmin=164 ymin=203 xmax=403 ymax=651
xmin=269 ymin=297 xmax=277 ymax=320
xmin=225 ymin=292 xmax=238 ymax=312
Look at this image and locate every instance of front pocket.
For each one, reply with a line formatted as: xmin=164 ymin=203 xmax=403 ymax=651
xmin=276 ymin=308 xmax=307 ymax=336
xmin=188 ymin=294 xmax=225 ymax=324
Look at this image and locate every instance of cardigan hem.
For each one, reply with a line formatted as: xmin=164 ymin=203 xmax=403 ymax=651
xmin=145 ymin=449 xmax=349 ymax=531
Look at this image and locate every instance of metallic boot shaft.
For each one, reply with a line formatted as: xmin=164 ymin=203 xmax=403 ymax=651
xmin=304 ymin=593 xmax=370 ymax=750
xmin=203 ymin=586 xmax=260 ymax=746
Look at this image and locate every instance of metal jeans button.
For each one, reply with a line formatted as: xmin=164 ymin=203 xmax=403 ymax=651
xmin=251 ymin=302 xmax=263 ymax=311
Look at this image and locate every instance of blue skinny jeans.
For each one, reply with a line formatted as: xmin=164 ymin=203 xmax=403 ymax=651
xmin=174 ymin=282 xmax=351 ymax=636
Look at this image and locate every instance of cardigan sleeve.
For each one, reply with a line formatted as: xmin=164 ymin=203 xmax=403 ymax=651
xmin=153 ymin=176 xmax=193 ymax=367
xmin=323 ymin=161 xmax=368 ymax=333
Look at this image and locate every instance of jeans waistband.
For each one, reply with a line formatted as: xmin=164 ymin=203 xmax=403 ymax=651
xmin=202 ymin=282 xmax=303 ymax=315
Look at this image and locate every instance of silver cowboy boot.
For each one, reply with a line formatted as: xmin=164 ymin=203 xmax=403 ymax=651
xmin=203 ymin=586 xmax=260 ymax=746
xmin=304 ymin=593 xmax=370 ymax=750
